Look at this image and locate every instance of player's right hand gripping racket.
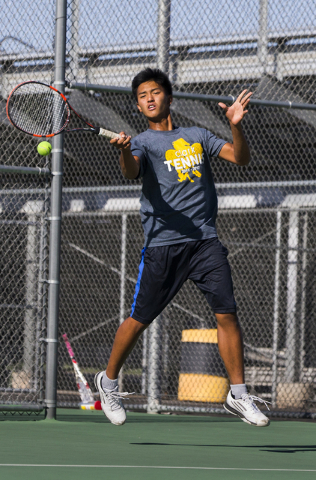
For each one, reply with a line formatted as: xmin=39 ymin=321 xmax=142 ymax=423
xmin=6 ymin=80 xmax=121 ymax=139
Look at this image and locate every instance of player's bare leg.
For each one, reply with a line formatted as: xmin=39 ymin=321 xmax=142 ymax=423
xmin=215 ymin=312 xmax=244 ymax=385
xmin=94 ymin=317 xmax=147 ymax=425
xmin=106 ymin=316 xmax=148 ymax=380
xmin=216 ymin=312 xmax=270 ymax=426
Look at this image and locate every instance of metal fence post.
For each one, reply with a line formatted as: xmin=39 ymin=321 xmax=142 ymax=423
xmin=69 ymin=0 xmax=80 ymax=82
xmin=149 ymin=0 xmax=170 ymax=407
xmin=299 ymin=212 xmax=308 ymax=381
xmin=22 ymin=201 xmax=44 ymax=387
xmin=118 ymin=213 xmax=127 ymax=392
xmin=258 ymin=0 xmax=268 ymax=74
xmin=285 ymin=209 xmax=299 ymax=383
xmin=45 ymin=0 xmax=67 ymax=420
xmin=119 ymin=213 xmax=127 ymax=326
xmin=147 ymin=315 xmax=162 ymax=414
xmin=36 ymin=187 xmax=50 ymax=403
xmin=157 ymin=0 xmax=171 ymax=73
xmin=141 ymin=329 xmax=148 ymax=395
xmin=271 ymin=209 xmax=282 ymax=407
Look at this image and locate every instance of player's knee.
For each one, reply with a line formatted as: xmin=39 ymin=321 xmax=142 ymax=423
xmin=123 ymin=316 xmax=148 ymax=334
xmin=216 ymin=312 xmax=239 ymax=329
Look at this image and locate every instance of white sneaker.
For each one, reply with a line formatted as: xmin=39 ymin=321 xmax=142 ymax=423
xmin=94 ymin=372 xmax=131 ymax=425
xmin=224 ymin=390 xmax=270 ymax=427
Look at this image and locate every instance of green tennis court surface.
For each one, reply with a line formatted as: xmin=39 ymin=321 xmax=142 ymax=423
xmin=1 ymin=409 xmax=315 ymax=480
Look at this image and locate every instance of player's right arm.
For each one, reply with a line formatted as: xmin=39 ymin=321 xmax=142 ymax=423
xmin=110 ymin=132 xmax=140 ymax=179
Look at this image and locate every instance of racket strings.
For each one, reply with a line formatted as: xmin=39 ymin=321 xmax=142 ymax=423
xmin=8 ymin=83 xmax=68 ymax=136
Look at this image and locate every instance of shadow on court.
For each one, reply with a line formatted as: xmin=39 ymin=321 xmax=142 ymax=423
xmin=131 ymin=442 xmax=316 ymax=453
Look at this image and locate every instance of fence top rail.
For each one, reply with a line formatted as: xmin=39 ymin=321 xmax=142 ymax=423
xmin=69 ymin=83 xmax=316 ymax=111
xmin=2 ymin=28 xmax=316 ymax=63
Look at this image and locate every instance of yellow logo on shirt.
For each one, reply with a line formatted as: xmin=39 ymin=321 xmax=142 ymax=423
xmin=164 ymin=138 xmax=204 ymax=182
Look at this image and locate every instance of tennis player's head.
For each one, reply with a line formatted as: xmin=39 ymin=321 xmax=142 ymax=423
xmin=132 ymin=68 xmax=173 ymax=121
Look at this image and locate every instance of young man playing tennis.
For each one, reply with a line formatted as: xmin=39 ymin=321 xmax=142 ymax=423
xmin=94 ymin=68 xmax=270 ymax=427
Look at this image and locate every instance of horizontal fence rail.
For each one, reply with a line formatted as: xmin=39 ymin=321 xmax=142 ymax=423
xmin=69 ymin=83 xmax=316 ymax=111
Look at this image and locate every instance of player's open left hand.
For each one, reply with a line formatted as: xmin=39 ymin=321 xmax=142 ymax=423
xmin=218 ymin=90 xmax=253 ymax=126
xmin=110 ymin=132 xmax=131 ymax=150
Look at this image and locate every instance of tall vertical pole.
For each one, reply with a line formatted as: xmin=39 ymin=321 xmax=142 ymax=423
xmin=299 ymin=212 xmax=308 ymax=381
xmin=118 ymin=213 xmax=127 ymax=392
xmin=157 ymin=0 xmax=171 ymax=73
xmin=45 ymin=0 xmax=67 ymax=420
xmin=147 ymin=315 xmax=162 ymax=414
xmin=271 ymin=210 xmax=282 ymax=407
xmin=258 ymin=0 xmax=268 ymax=74
xmin=69 ymin=0 xmax=80 ymax=82
xmin=141 ymin=329 xmax=148 ymax=395
xmin=147 ymin=0 xmax=170 ymax=411
xmin=23 ymin=201 xmax=44 ymax=386
xmin=119 ymin=214 xmax=127 ymax=327
xmin=285 ymin=209 xmax=299 ymax=383
xmin=39 ymin=182 xmax=50 ymax=403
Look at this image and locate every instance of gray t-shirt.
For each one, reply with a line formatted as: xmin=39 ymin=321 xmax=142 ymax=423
xmin=130 ymin=126 xmax=227 ymax=247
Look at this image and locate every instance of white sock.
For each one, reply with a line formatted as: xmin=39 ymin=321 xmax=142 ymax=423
xmin=101 ymin=372 xmax=118 ymax=391
xmin=231 ymin=383 xmax=247 ymax=399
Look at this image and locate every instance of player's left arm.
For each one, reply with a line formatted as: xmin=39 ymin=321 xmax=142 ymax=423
xmin=217 ymin=90 xmax=252 ymax=166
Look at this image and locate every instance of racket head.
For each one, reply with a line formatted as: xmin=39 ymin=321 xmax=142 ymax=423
xmin=6 ymin=81 xmax=70 ymax=137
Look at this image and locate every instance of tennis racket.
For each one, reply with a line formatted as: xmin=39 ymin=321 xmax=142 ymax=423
xmin=62 ymin=333 xmax=101 ymax=410
xmin=6 ymin=80 xmax=121 ymax=139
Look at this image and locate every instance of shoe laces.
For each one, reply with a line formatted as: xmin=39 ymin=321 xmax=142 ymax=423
xmin=240 ymin=393 xmax=271 ymax=411
xmin=102 ymin=386 xmax=134 ymax=411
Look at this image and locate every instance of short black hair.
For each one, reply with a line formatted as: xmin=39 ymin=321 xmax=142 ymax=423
xmin=132 ymin=68 xmax=172 ymax=101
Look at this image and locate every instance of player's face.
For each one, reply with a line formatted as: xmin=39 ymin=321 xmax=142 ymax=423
xmin=136 ymin=81 xmax=172 ymax=120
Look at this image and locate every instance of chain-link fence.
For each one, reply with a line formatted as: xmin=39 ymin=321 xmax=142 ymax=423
xmin=1 ymin=0 xmax=316 ymax=416
xmin=0 ymin=1 xmax=54 ymax=412
xmin=0 ymin=168 xmax=50 ymax=413
xmin=57 ymin=188 xmax=316 ymax=414
xmin=0 ymin=174 xmax=50 ymax=412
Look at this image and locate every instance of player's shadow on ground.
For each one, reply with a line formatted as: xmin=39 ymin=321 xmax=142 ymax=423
xmin=130 ymin=442 xmax=316 ymax=453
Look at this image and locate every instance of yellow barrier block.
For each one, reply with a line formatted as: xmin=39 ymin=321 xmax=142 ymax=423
xmin=178 ymin=373 xmax=229 ymax=403
xmin=181 ymin=329 xmax=218 ymax=343
xmin=178 ymin=329 xmax=229 ymax=403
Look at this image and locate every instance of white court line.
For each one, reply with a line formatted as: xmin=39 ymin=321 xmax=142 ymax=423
xmin=0 ymin=465 xmax=315 ymax=472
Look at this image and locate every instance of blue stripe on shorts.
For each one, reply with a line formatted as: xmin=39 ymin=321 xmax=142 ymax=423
xmin=130 ymin=247 xmax=147 ymax=317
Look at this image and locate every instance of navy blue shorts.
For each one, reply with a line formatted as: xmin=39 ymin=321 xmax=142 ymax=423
xmin=130 ymin=237 xmax=236 ymax=325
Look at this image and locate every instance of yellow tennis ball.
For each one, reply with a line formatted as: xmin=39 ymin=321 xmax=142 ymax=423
xmin=37 ymin=141 xmax=52 ymax=156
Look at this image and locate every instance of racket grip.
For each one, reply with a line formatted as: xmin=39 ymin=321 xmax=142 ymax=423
xmin=97 ymin=127 xmax=121 ymax=139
